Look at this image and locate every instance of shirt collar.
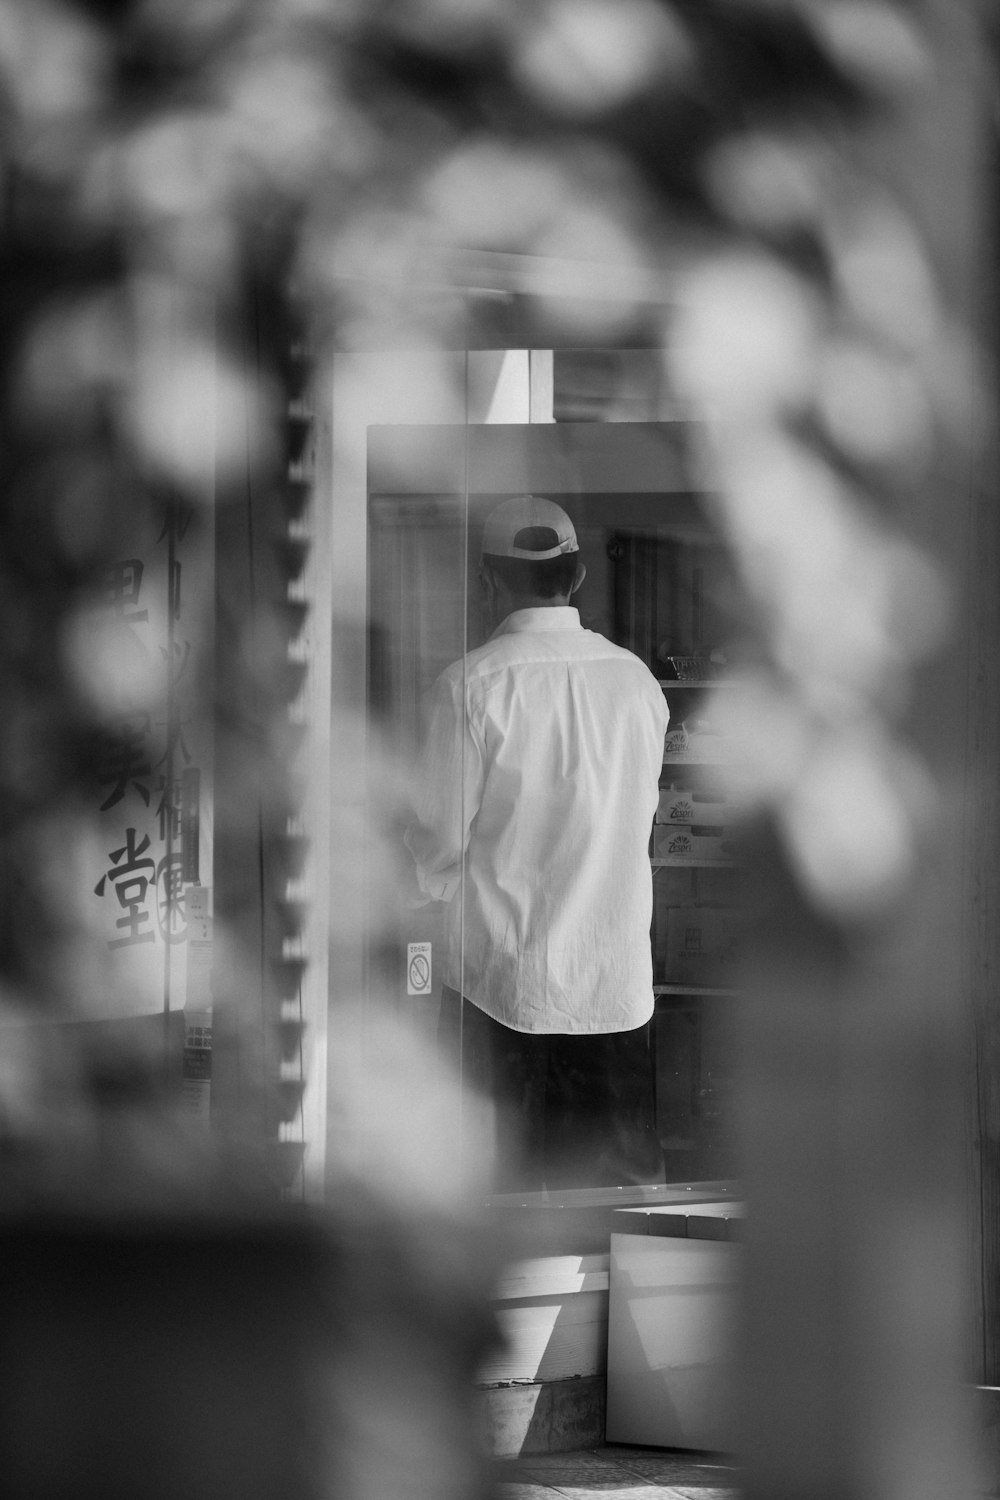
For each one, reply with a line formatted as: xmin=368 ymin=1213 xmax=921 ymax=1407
xmin=490 ymin=606 xmax=582 ymax=640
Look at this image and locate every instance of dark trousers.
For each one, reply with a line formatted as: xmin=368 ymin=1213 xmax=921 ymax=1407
xmin=439 ymin=987 xmax=662 ymax=1192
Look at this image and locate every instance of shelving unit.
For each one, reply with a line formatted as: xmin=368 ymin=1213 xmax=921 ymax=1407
xmin=652 ymin=641 xmax=741 ymax=1182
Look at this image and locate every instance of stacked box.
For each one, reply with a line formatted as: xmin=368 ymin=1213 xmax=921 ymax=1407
xmin=655 ymin=788 xmax=731 ymax=826
xmin=656 ymin=787 xmax=696 ymax=824
xmin=653 ymin=825 xmax=696 ymax=858
xmin=652 ymin=825 xmax=736 ymax=860
xmin=660 ymin=905 xmax=740 ymax=987
xmin=663 ymin=725 xmax=690 ymax=758
xmin=684 ymin=729 xmax=741 ymax=764
xmin=651 ymin=863 xmax=699 ymax=912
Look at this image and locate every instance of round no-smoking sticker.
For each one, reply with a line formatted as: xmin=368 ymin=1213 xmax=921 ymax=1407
xmin=407 ymin=942 xmax=432 ymax=996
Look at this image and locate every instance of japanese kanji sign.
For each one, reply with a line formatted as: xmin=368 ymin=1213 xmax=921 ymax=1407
xmin=90 ymin=505 xmax=213 ymax=1018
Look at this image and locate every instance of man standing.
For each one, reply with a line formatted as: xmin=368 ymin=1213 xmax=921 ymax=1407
xmin=406 ymin=496 xmax=670 ymax=1190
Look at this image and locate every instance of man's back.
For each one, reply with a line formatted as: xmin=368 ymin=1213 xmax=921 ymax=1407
xmin=408 ymin=606 xmax=669 ymax=1033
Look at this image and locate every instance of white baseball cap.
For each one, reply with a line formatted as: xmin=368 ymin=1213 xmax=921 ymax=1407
xmin=481 ymin=495 xmax=579 ymax=560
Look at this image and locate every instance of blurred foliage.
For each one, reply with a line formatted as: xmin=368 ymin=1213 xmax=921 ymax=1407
xmin=0 ymin=0 xmax=981 ymax=1178
xmin=0 ymin=11 xmax=986 ymax=1498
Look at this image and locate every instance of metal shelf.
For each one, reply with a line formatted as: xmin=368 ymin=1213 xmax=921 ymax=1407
xmin=662 ymin=756 xmax=734 ymax=767
xmin=654 ymin=984 xmax=741 ymax=997
xmin=651 ymin=856 xmax=739 ymax=869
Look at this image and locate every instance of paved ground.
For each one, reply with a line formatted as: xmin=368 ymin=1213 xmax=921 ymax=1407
xmin=492 ymin=1445 xmax=740 ymax=1499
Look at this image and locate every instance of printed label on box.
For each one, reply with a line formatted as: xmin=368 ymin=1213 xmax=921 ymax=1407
xmin=653 ymin=825 xmax=735 ymax=859
xmin=663 ymin=726 xmax=690 ymax=757
xmin=653 ymin=826 xmax=694 ymax=857
xmin=656 ymin=789 xmax=695 ymax=824
xmin=407 ymin=942 xmax=432 ymax=996
xmin=662 ymin=906 xmax=740 ymax=985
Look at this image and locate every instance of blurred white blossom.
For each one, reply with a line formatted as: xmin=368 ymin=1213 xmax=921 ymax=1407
xmin=63 ymin=605 xmax=167 ymax=716
xmin=805 ymin=1 xmax=933 ymax=93
xmin=670 ymin=254 xmax=822 ymax=420
xmin=21 ymin=290 xmax=132 ymax=423
xmin=816 ymin=339 xmax=932 ymax=467
xmin=830 ymin=202 xmax=939 ymax=352
xmin=513 ymin=0 xmax=692 ymax=116
xmin=216 ymin=48 xmax=344 ymax=188
xmin=778 ymin=728 xmax=933 ymax=918
xmin=127 ymin=290 xmax=270 ymax=493
xmin=421 ymin=141 xmax=575 ymax=251
xmin=0 ymin=0 xmax=106 ymax=128
xmin=122 ymin=112 xmax=243 ymax=222
xmin=704 ymin=131 xmax=827 ymax=233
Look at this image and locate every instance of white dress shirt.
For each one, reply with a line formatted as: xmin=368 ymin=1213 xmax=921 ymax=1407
xmin=405 ymin=607 xmax=670 ymax=1034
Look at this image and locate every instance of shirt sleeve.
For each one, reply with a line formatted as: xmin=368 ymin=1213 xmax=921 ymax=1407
xmin=404 ymin=668 xmax=485 ymax=903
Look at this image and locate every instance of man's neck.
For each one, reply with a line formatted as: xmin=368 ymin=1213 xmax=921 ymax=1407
xmin=504 ymin=595 xmax=572 ymax=612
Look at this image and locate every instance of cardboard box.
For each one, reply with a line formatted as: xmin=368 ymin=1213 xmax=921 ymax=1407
xmin=606 ymin=1203 xmax=742 ymax=1451
xmin=656 ymin=788 xmax=695 ymax=824
xmin=652 ymin=825 xmax=737 ymax=861
xmin=653 ymin=825 xmax=696 ymax=858
xmin=661 ymin=906 xmax=740 ymax=987
xmin=662 ymin=725 xmax=690 ymax=758
xmin=653 ymin=822 xmax=692 ymax=858
xmin=656 ymin=789 xmax=729 ymax=825
xmin=684 ymin=730 xmax=740 ymax=764
xmin=651 ymin=863 xmax=701 ymax=909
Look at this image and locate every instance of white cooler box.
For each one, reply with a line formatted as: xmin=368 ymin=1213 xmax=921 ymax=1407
xmin=605 ymin=1201 xmax=743 ymax=1452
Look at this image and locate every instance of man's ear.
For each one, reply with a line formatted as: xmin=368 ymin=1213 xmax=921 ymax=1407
xmin=480 ymin=563 xmax=500 ymax=620
xmin=570 ymin=561 xmax=587 ymax=595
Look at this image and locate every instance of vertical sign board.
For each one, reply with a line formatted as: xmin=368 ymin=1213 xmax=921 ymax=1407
xmin=90 ymin=503 xmax=214 ymax=1045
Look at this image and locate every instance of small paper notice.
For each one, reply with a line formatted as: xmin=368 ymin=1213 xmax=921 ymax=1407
xmin=187 ymin=941 xmax=213 ymax=1007
xmin=407 ymin=942 xmax=432 ymax=996
xmin=182 ymin=1010 xmax=212 ymax=1122
xmin=184 ymin=886 xmax=213 ymax=1007
xmin=185 ymin=885 xmax=211 ymax=941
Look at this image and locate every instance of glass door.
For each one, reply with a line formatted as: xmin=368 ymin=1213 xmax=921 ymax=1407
xmin=358 ymin=405 xmax=741 ymax=1191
